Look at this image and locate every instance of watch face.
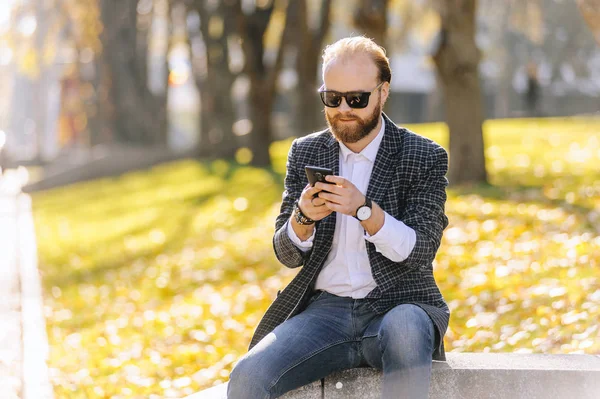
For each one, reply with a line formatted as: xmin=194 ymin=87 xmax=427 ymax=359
xmin=357 ymin=206 xmax=371 ymax=221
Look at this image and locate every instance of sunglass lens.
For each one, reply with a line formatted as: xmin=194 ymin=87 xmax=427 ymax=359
xmin=321 ymin=92 xmax=342 ymax=107
xmin=347 ymin=93 xmax=369 ymax=109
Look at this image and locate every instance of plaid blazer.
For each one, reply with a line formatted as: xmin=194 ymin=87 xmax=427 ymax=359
xmin=249 ymin=113 xmax=450 ymax=360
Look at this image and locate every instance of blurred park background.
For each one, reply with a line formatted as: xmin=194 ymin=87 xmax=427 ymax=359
xmin=0 ymin=0 xmax=599 ymax=398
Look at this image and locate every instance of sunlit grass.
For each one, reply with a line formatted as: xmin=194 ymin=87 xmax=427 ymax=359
xmin=32 ymin=117 xmax=600 ymax=398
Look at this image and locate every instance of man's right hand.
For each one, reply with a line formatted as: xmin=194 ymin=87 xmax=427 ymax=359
xmin=290 ymin=184 xmax=334 ymax=241
xmin=298 ymin=183 xmax=334 ymax=221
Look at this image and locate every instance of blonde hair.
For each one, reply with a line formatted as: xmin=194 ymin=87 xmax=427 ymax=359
xmin=322 ymin=36 xmax=391 ymax=84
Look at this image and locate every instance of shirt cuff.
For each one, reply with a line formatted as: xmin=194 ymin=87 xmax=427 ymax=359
xmin=286 ymin=219 xmax=315 ymax=252
xmin=364 ymin=211 xmax=416 ymax=262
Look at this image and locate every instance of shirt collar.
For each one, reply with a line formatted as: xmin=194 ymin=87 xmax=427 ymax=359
xmin=339 ymin=115 xmax=385 ymax=163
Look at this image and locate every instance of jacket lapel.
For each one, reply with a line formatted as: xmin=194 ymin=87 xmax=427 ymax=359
xmin=310 ymin=132 xmax=339 ymax=268
xmin=366 ymin=113 xmax=402 ymax=208
xmin=323 ymin=131 xmax=340 ymax=176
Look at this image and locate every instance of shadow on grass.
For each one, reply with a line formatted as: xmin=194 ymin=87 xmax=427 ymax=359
xmin=449 ymin=180 xmax=598 ymax=231
xmin=43 ymin=194 xmax=214 ymax=289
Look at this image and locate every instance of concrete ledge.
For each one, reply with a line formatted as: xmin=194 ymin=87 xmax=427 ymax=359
xmin=328 ymin=353 xmax=600 ymax=399
xmin=187 ymin=353 xmax=600 ymax=398
xmin=190 ymin=379 xmax=321 ymax=399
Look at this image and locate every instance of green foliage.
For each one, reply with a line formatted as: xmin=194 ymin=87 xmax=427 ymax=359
xmin=33 ymin=118 xmax=600 ymax=398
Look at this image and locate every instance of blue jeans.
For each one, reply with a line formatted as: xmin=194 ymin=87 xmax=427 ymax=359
xmin=228 ymin=291 xmax=435 ymax=399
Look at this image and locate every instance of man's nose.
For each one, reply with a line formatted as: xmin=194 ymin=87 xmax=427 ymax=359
xmin=338 ymin=97 xmax=352 ymax=111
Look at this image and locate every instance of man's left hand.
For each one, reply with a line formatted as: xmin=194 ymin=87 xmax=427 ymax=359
xmin=315 ymin=175 xmax=365 ymax=217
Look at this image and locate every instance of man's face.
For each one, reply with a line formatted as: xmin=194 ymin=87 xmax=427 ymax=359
xmin=322 ymin=54 xmax=388 ymax=144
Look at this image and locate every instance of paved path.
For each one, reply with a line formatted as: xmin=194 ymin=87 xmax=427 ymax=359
xmin=22 ymin=145 xmax=196 ymax=193
xmin=0 ymin=171 xmax=53 ymax=399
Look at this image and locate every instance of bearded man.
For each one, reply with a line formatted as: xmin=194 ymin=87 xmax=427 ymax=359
xmin=227 ymin=36 xmax=450 ymax=399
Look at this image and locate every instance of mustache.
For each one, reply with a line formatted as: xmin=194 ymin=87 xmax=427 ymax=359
xmin=334 ymin=114 xmax=361 ymax=121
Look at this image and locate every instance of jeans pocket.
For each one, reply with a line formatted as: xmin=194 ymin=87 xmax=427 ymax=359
xmin=307 ymin=290 xmax=326 ymax=306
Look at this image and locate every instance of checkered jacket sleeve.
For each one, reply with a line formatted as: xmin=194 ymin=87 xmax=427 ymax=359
xmin=396 ymin=144 xmax=448 ymax=271
xmin=272 ymin=139 xmax=311 ymax=268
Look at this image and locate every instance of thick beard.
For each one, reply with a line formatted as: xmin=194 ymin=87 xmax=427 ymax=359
xmin=326 ymin=96 xmax=381 ymax=144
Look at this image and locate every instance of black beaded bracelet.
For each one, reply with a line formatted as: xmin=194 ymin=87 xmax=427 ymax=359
xmin=294 ymin=201 xmax=315 ymax=225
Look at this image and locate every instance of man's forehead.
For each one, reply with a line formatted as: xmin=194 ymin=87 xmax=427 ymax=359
xmin=323 ymin=54 xmax=378 ymax=89
xmin=324 ymin=54 xmax=376 ymax=73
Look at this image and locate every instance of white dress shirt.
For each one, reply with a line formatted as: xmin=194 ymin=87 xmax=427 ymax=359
xmin=286 ymin=117 xmax=417 ymax=298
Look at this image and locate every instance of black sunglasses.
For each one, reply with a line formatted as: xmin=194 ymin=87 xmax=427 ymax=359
xmin=318 ymin=82 xmax=384 ymax=109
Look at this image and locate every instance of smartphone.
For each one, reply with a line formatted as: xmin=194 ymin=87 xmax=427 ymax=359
xmin=305 ymin=166 xmax=335 ymax=187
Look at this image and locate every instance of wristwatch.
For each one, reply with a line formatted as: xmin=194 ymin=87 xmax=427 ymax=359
xmin=294 ymin=201 xmax=315 ymax=225
xmin=354 ymin=197 xmax=372 ymax=221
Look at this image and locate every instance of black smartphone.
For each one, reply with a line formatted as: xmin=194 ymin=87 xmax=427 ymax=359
xmin=305 ymin=166 xmax=335 ymax=187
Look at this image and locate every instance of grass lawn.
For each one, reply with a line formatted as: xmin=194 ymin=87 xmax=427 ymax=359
xmin=32 ymin=117 xmax=600 ymax=398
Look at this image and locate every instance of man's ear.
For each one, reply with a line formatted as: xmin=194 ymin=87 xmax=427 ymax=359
xmin=381 ymin=81 xmax=390 ymax=106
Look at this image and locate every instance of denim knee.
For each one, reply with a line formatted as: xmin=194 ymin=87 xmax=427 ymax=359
xmin=227 ymin=354 xmax=272 ymax=399
xmin=378 ymin=304 xmax=434 ymax=358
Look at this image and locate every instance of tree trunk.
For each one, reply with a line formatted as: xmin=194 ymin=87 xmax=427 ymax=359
xmin=577 ymin=0 xmax=600 ymax=45
xmin=191 ymin=0 xmax=239 ymax=159
xmin=577 ymin=0 xmax=600 ymax=119
xmin=205 ymin=66 xmax=237 ymax=158
xmin=89 ymin=56 xmax=113 ymax=146
xmin=352 ymin=0 xmax=390 ymax=48
xmin=292 ymin=0 xmax=332 ymax=135
xmin=184 ymin=5 xmax=211 ymax=156
xmin=493 ymin=3 xmax=517 ymax=119
xmin=432 ymin=0 xmax=487 ymax=185
xmin=248 ymin=85 xmax=273 ymax=167
xmin=195 ymin=81 xmax=212 ymax=157
xmin=296 ymin=61 xmax=325 ymax=135
xmin=146 ymin=0 xmax=170 ymax=146
xmin=236 ymin=0 xmax=290 ymax=167
xmin=55 ymin=0 xmax=112 ymax=147
xmin=99 ymin=0 xmax=168 ymax=146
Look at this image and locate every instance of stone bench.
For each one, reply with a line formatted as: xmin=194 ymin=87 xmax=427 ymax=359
xmin=187 ymin=353 xmax=600 ymax=398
